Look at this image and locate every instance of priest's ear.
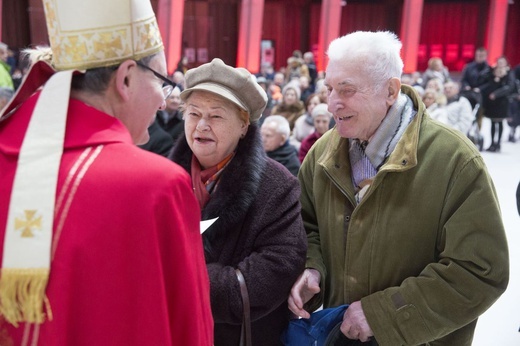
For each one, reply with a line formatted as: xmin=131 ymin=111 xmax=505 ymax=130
xmin=114 ymin=60 xmax=139 ymax=102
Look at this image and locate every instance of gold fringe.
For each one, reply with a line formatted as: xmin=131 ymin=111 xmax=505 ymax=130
xmin=0 ymin=268 xmax=51 ymax=327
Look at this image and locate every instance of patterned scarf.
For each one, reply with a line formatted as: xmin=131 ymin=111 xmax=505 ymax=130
xmin=191 ymin=152 xmax=234 ymax=209
xmin=349 ymin=92 xmax=416 ymax=203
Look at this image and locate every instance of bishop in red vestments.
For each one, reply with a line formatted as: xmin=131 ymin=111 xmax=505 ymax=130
xmin=0 ymin=0 xmax=213 ymax=345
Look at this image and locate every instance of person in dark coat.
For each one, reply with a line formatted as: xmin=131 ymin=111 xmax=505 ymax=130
xmin=156 ymin=86 xmax=184 ymax=142
xmin=460 ymin=47 xmax=491 ymax=129
xmin=481 ymin=56 xmax=515 ymax=152
xmin=260 ymin=115 xmax=300 ymax=176
xmin=169 ymin=58 xmax=307 ymax=346
xmin=138 ymin=118 xmax=173 ymax=157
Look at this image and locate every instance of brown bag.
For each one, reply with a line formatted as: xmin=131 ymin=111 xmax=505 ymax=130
xmin=235 ymin=269 xmax=251 ymax=346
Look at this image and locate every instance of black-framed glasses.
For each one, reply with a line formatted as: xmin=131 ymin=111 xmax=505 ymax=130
xmin=135 ymin=61 xmax=176 ymax=100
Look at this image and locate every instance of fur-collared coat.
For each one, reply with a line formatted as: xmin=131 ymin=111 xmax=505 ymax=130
xmin=170 ymin=124 xmax=307 ymax=346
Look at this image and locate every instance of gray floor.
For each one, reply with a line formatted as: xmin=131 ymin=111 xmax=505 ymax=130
xmin=472 ymin=118 xmax=520 ymax=345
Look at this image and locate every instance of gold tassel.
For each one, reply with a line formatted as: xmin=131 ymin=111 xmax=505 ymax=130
xmin=0 ymin=268 xmax=51 ymax=326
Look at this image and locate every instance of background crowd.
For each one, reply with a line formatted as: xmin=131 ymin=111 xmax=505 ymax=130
xmin=2 ymin=41 xmax=518 ymax=165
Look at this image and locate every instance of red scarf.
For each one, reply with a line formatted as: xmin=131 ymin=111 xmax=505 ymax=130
xmin=191 ymin=153 xmax=234 ymax=209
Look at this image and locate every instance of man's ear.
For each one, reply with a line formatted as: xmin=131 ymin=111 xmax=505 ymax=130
xmin=114 ymin=60 xmax=138 ymax=102
xmin=387 ymin=77 xmax=401 ymax=105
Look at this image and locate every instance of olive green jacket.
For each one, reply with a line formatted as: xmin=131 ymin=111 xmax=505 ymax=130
xmin=299 ymin=85 xmax=509 ymax=345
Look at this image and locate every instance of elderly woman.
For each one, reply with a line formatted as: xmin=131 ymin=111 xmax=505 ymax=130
xmin=260 ymin=115 xmax=300 ymax=176
xmin=298 ymin=103 xmax=333 ymax=163
xmin=169 ymin=58 xmax=307 ymax=346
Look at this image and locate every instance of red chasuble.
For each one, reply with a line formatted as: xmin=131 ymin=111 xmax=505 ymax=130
xmin=0 ymin=93 xmax=213 ymax=345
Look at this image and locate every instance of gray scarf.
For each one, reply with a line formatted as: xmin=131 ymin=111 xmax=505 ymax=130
xmin=350 ymin=93 xmax=416 ymax=202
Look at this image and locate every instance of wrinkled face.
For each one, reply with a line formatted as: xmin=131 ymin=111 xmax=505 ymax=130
xmin=284 ymin=88 xmax=298 ymax=105
xmin=314 ymin=115 xmax=330 ymax=135
xmin=165 ymin=87 xmax=181 ymax=113
xmin=261 ymin=122 xmax=285 ymax=152
xmin=125 ymin=53 xmax=168 ymax=145
xmin=184 ymin=90 xmax=248 ymax=169
xmin=325 ymin=59 xmax=391 ymax=140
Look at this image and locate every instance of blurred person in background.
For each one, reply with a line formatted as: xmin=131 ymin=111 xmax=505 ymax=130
xmin=271 ymin=82 xmax=305 ymax=131
xmin=481 ymin=56 xmax=515 ymax=152
xmin=298 ymin=103 xmax=333 ymax=163
xmin=262 ymin=115 xmax=300 ymax=176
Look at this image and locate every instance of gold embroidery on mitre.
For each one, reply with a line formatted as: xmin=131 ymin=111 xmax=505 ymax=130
xmin=14 ymin=210 xmax=42 ymax=238
xmin=94 ymin=30 xmax=126 ymax=60
xmin=65 ymin=36 xmax=89 ymax=63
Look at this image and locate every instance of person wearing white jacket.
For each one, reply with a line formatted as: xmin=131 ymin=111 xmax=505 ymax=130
xmin=444 ymin=81 xmax=474 ymax=135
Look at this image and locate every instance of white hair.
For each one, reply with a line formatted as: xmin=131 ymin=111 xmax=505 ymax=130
xmin=311 ymin=103 xmax=332 ymax=119
xmin=262 ymin=115 xmax=291 ymax=138
xmin=327 ymin=31 xmax=403 ymax=91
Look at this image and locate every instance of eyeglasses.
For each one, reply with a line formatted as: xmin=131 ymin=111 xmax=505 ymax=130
xmin=135 ymin=61 xmax=176 ymax=100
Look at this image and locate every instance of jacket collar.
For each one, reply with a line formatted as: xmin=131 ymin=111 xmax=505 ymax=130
xmin=318 ymin=85 xmax=424 ymax=191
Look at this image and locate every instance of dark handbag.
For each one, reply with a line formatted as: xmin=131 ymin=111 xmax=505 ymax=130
xmin=236 ymin=269 xmax=252 ymax=346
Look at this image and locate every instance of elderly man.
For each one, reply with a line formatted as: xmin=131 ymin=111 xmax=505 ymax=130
xmin=0 ymin=0 xmax=212 ymax=344
xmin=261 ymin=115 xmax=300 ymax=176
xmin=443 ymin=81 xmax=474 ymax=135
xmin=288 ymin=31 xmax=508 ymax=345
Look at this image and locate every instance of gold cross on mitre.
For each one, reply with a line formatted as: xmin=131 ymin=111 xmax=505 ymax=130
xmin=14 ymin=210 xmax=42 ymax=238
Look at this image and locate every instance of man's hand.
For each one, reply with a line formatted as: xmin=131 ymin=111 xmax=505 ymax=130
xmin=340 ymin=301 xmax=374 ymax=342
xmin=288 ymin=269 xmax=321 ymax=319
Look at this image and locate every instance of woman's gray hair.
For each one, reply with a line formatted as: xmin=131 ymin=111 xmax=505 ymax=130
xmin=22 ymin=46 xmax=158 ymax=94
xmin=327 ymin=31 xmax=403 ymax=92
xmin=262 ymin=115 xmax=291 ymax=138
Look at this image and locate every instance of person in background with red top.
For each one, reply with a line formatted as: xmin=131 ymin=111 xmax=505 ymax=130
xmin=298 ymin=103 xmax=333 ymax=163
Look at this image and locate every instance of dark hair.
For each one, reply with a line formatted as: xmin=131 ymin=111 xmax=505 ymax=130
xmin=304 ymin=92 xmax=322 ymax=109
xmin=71 ymin=54 xmax=157 ymax=93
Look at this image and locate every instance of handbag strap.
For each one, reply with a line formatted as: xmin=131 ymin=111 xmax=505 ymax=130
xmin=235 ymin=268 xmax=252 ymax=346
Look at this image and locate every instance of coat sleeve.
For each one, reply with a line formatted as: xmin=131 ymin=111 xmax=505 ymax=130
xmin=361 ymin=156 xmax=509 ymax=345
xmin=297 ymin=145 xmax=327 ymax=312
xmin=156 ymin=169 xmax=214 ymax=345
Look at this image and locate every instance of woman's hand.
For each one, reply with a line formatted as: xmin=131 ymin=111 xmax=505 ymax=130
xmin=288 ymin=269 xmax=321 ymax=319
